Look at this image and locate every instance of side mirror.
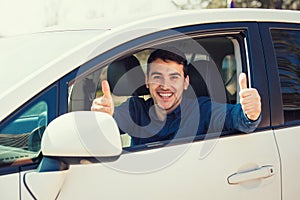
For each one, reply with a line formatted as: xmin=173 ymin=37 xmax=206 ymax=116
xmin=25 ymin=112 xmax=122 ymax=199
xmin=41 ymin=111 xmax=122 ymax=158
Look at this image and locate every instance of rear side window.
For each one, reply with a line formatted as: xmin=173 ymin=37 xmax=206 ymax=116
xmin=271 ymin=29 xmax=300 ymax=123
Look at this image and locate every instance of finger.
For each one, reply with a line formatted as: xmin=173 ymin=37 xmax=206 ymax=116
xmin=102 ymin=80 xmax=112 ymax=98
xmin=91 ymin=98 xmax=101 ymax=110
xmin=243 ymin=108 xmax=261 ymax=121
xmin=240 ymin=88 xmax=259 ymax=99
xmin=240 ymin=96 xmax=261 ymax=121
xmin=91 ymin=104 xmax=112 ymax=114
xmin=241 ymin=101 xmax=260 ymax=117
xmin=241 ymin=101 xmax=261 ymax=112
xmin=239 ymin=73 xmax=248 ymax=90
xmin=91 ymin=98 xmax=114 ymax=115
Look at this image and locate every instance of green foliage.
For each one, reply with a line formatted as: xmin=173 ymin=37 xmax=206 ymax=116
xmin=171 ymin=0 xmax=300 ymax=10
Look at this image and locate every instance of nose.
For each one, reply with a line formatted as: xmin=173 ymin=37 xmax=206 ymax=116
xmin=159 ymin=78 xmax=171 ymax=89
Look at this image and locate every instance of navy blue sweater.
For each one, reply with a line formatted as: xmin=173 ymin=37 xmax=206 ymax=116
xmin=114 ymin=96 xmax=260 ymax=145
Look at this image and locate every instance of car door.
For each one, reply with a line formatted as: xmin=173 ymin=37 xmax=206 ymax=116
xmin=23 ymin=22 xmax=281 ymax=200
xmin=260 ymin=22 xmax=300 ymax=200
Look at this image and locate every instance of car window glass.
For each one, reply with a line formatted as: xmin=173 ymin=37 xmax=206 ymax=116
xmin=0 ymin=86 xmax=56 ymax=168
xmin=271 ymin=29 xmax=300 ymax=123
xmin=0 ymin=102 xmax=47 ymax=167
xmin=68 ymin=69 xmax=102 ymax=112
xmin=222 ymin=54 xmax=237 ymax=100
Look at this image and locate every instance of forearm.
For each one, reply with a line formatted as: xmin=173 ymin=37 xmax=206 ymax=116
xmin=226 ymin=104 xmax=261 ymax=133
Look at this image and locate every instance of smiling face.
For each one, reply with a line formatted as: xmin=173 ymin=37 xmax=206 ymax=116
xmin=146 ymin=58 xmax=189 ymax=114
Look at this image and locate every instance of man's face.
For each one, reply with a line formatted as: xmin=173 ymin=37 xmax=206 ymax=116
xmin=146 ymin=58 xmax=189 ymax=113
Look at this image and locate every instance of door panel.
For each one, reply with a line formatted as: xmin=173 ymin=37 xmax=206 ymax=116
xmin=22 ymin=170 xmax=68 ymax=200
xmin=41 ymin=131 xmax=281 ymax=199
xmin=275 ymin=127 xmax=300 ymax=200
xmin=0 ymin=173 xmax=20 ymax=199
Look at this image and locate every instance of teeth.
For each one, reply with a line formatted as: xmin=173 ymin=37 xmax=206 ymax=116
xmin=160 ymin=93 xmax=172 ymax=97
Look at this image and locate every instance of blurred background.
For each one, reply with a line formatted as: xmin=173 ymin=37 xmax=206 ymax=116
xmin=0 ymin=0 xmax=299 ymax=36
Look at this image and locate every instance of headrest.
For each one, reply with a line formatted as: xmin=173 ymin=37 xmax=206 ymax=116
xmin=187 ymin=60 xmax=210 ymax=98
xmin=107 ymin=55 xmax=149 ymax=96
xmin=187 ymin=60 xmax=227 ymax=103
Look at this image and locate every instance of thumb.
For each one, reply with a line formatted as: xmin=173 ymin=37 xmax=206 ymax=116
xmin=239 ymin=73 xmax=248 ymax=90
xmin=102 ymin=80 xmax=112 ymax=98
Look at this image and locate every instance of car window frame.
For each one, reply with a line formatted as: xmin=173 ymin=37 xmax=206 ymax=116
xmin=259 ymin=22 xmax=300 ymax=129
xmin=61 ymin=22 xmax=270 ymax=152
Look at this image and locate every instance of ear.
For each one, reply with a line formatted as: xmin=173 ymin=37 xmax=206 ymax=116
xmin=184 ymin=75 xmax=190 ymax=90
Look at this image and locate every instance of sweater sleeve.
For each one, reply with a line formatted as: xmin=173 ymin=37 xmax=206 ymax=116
xmin=199 ymin=97 xmax=261 ymax=133
xmin=227 ymin=103 xmax=261 ymax=133
xmin=113 ymin=97 xmax=149 ymax=134
xmin=113 ymin=97 xmax=135 ymax=134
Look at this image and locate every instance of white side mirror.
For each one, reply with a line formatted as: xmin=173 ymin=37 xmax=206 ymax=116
xmin=41 ymin=111 xmax=122 ymax=158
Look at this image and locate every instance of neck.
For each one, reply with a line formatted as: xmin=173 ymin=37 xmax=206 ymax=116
xmin=154 ymin=105 xmax=167 ymax=121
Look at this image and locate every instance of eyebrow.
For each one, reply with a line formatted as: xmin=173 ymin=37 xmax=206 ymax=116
xmin=150 ymin=72 xmax=162 ymax=76
xmin=150 ymin=72 xmax=182 ymax=77
xmin=169 ymin=72 xmax=182 ymax=77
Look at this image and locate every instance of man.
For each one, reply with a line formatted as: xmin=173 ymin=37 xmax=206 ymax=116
xmin=91 ymin=48 xmax=261 ymax=145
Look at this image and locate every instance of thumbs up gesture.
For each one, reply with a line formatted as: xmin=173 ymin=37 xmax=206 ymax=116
xmin=239 ymin=73 xmax=261 ymax=121
xmin=91 ymin=80 xmax=114 ymax=116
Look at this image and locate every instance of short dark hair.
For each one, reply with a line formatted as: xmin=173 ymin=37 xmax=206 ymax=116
xmin=147 ymin=47 xmax=188 ymax=77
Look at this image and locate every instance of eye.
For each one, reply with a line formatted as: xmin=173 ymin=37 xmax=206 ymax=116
xmin=170 ymin=75 xmax=180 ymax=80
xmin=152 ymin=75 xmax=161 ymax=79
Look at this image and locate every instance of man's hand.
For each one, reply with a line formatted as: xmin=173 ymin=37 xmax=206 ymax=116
xmin=239 ymin=73 xmax=261 ymax=121
xmin=91 ymin=80 xmax=114 ymax=116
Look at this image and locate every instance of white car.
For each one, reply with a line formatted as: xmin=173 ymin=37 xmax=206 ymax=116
xmin=0 ymin=8 xmax=300 ymax=200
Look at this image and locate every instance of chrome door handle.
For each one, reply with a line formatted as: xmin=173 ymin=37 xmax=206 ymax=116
xmin=228 ymin=165 xmax=275 ymax=184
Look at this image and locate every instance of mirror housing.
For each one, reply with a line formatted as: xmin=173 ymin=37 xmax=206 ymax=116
xmin=41 ymin=111 xmax=122 ymax=158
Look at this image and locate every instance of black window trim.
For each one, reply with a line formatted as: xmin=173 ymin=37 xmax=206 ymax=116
xmin=259 ymin=22 xmax=300 ymax=129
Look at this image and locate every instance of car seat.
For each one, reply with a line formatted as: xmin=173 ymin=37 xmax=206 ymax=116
xmin=107 ymin=55 xmax=149 ymax=96
xmin=187 ymin=60 xmax=228 ymax=103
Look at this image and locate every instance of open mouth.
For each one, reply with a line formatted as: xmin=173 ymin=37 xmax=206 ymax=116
xmin=158 ymin=91 xmax=173 ymax=99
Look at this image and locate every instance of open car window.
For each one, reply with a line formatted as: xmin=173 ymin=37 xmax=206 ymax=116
xmin=68 ymin=33 xmax=243 ymax=149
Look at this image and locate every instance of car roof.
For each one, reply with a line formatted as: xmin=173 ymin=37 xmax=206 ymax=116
xmin=1 ymin=8 xmax=299 ymax=121
xmin=42 ymin=8 xmax=300 ymax=31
